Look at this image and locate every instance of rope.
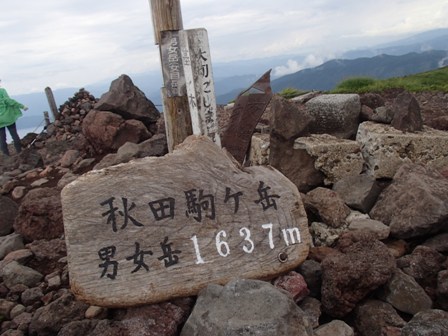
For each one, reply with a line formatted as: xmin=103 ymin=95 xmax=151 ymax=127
xmin=30 ymin=118 xmax=46 ymax=134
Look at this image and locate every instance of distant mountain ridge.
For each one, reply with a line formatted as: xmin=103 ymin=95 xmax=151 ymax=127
xmin=343 ymin=28 xmax=448 ymax=59
xmin=11 ymin=28 xmax=448 ymax=133
xmin=271 ymin=50 xmax=448 ymax=92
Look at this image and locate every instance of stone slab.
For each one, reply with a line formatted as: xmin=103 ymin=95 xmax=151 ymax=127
xmin=357 ymin=121 xmax=448 ymax=179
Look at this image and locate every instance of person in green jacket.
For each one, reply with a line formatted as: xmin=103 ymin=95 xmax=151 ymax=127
xmin=0 ymin=80 xmax=28 ymax=156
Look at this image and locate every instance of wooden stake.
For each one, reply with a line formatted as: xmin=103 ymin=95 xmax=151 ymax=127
xmin=150 ymin=0 xmax=192 ymax=152
xmin=150 ymin=0 xmax=183 ymax=45
xmin=44 ymin=87 xmax=60 ymax=120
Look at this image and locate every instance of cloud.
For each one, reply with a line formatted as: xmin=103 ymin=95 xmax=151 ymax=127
xmin=1 ymin=0 xmax=448 ymax=95
xmin=273 ymin=54 xmax=328 ymax=77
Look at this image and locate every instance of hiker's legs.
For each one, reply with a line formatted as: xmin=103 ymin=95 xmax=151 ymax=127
xmin=0 ymin=127 xmax=10 ymax=156
xmin=7 ymin=123 xmax=22 ymax=154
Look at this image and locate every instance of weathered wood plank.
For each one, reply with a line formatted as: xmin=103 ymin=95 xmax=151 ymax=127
xmin=61 ymin=136 xmax=310 ymax=307
xmin=180 ymin=29 xmax=221 ymax=146
xmin=150 ymin=0 xmax=183 ymax=45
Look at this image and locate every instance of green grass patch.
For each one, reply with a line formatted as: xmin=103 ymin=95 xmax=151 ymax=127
xmin=278 ymin=87 xmax=306 ymax=99
xmin=332 ymin=66 xmax=448 ymax=93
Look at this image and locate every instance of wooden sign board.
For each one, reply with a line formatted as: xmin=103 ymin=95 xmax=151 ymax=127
xmin=161 ymin=29 xmax=220 ymax=146
xmin=61 ymin=136 xmax=310 ymax=307
xmin=160 ymin=30 xmax=187 ymax=97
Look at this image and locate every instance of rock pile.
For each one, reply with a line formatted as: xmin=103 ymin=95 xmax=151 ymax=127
xmin=46 ymin=89 xmax=98 ymax=143
xmin=0 ymin=78 xmax=447 ymax=335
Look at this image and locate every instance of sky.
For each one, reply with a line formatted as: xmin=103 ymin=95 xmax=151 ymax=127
xmin=1 ymin=0 xmax=447 ymax=95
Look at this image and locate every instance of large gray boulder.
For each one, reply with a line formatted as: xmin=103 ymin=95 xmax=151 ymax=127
xmin=181 ymin=279 xmax=313 ymax=336
xmin=305 ymin=94 xmax=361 ymax=139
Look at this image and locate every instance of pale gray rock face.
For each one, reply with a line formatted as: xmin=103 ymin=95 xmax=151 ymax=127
xmin=305 ymin=93 xmax=361 ymax=139
xmin=2 ymin=261 xmax=43 ymax=289
xmin=314 ymin=320 xmax=354 ymax=336
xmin=401 ymin=310 xmax=448 ymax=336
xmin=0 ymin=233 xmax=24 ymax=260
xmin=180 ymin=279 xmax=313 ymax=336
xmin=294 ymin=134 xmax=364 ymax=185
xmin=333 ymin=174 xmax=382 ymax=213
xmin=356 ymin=121 xmax=448 ymax=179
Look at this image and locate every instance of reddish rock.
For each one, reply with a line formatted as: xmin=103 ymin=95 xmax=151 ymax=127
xmin=360 ymin=93 xmax=385 ymax=109
xmin=390 ymin=91 xmax=424 ymax=132
xmin=273 ymin=271 xmax=310 ymax=302
xmin=57 ymin=320 xmax=122 ymax=336
xmin=26 ymin=239 xmax=67 ymax=276
xmin=94 ymin=74 xmax=160 ymax=127
xmin=28 ymin=292 xmax=88 ymax=336
xmin=59 ymin=150 xmax=80 ymax=168
xmin=0 ymin=196 xmax=18 ymax=237
xmin=370 ymin=164 xmax=448 ymax=239
xmin=304 ymin=187 xmax=351 ymax=228
xmin=308 ymin=246 xmax=339 ymax=262
xmin=121 ymin=298 xmax=194 ymax=336
xmin=269 ymin=95 xmax=323 ymax=192
xmin=13 ymin=188 xmax=63 ymax=242
xmin=82 ymin=110 xmax=151 ymax=153
xmin=422 ymin=232 xmax=448 ymax=253
xmin=385 ymin=239 xmax=409 ymax=258
xmin=321 ymin=236 xmax=396 ymax=317
xmin=437 ymin=270 xmax=448 ymax=310
xmin=397 ymin=245 xmax=446 ymax=289
xmin=354 ymin=300 xmax=405 ymax=336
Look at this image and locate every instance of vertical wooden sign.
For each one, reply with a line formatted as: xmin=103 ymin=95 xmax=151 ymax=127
xmin=180 ymin=29 xmax=221 ymax=146
xmin=161 ymin=29 xmax=221 ymax=146
xmin=151 ymin=1 xmax=220 ymax=149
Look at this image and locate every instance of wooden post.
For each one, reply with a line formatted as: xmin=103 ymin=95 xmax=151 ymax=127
xmin=44 ymin=87 xmax=60 ymax=120
xmin=150 ymin=0 xmax=192 ymax=152
xmin=43 ymin=111 xmax=51 ymax=127
xmin=150 ymin=0 xmax=183 ymax=45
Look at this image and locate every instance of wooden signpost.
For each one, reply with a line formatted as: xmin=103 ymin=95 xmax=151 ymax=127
xmin=61 ymin=136 xmax=310 ymax=307
xmin=152 ymin=0 xmax=220 ymax=150
xmin=61 ymin=1 xmax=310 ymax=308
